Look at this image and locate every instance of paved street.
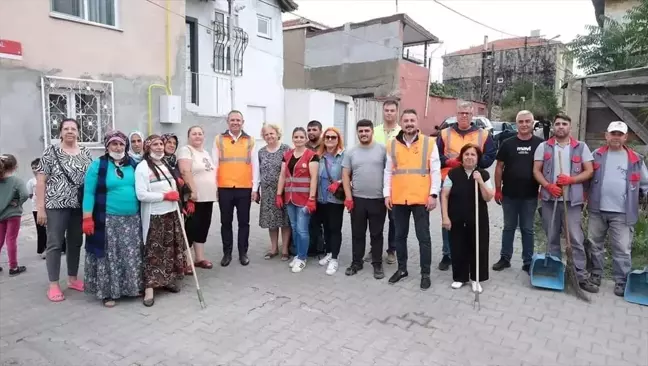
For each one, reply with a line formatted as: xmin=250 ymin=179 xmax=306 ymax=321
xmin=1 ymin=202 xmax=647 ymax=366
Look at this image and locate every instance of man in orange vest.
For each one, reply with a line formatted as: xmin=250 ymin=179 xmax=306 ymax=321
xmin=212 ymin=110 xmax=257 ymax=267
xmin=436 ymin=101 xmax=496 ymax=271
xmin=384 ymin=108 xmax=441 ymax=290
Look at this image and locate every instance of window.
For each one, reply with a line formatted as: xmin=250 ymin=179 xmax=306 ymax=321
xmin=497 ymin=77 xmax=504 ymax=84
xmin=213 ymin=11 xmax=247 ymax=76
xmin=485 ymin=78 xmax=491 ymax=85
xmin=257 ymin=15 xmax=272 ymax=39
xmin=186 ymin=18 xmax=199 ymax=105
xmin=51 ymin=0 xmax=117 ymax=27
xmin=42 ymin=76 xmax=114 ymax=146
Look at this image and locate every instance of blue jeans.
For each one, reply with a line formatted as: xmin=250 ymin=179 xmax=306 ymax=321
xmin=286 ymin=203 xmax=311 ymax=260
xmin=500 ymin=196 xmax=537 ymax=265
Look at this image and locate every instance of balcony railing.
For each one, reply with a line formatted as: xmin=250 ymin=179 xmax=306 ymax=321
xmin=212 ymin=21 xmax=249 ymax=76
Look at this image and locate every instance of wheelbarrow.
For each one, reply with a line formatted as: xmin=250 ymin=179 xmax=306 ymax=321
xmin=530 ymin=198 xmax=565 ymax=290
xmin=624 ymin=266 xmax=648 ymax=306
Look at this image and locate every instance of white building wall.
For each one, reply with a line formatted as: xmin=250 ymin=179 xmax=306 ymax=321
xmin=185 ymin=0 xmax=284 ymax=141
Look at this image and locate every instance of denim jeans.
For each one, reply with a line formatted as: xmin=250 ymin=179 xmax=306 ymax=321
xmin=500 ymin=197 xmax=537 ymax=265
xmin=392 ymin=204 xmax=432 ymax=275
xmin=286 ymin=203 xmax=311 ymax=260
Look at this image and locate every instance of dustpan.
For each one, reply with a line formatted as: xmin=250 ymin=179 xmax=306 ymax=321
xmin=624 ymin=266 xmax=648 ymax=306
xmin=530 ymin=195 xmax=565 ymax=291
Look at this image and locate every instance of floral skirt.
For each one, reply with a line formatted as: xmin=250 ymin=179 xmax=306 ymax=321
xmin=84 ymin=214 xmax=143 ymax=300
xmin=144 ymin=211 xmax=186 ymax=288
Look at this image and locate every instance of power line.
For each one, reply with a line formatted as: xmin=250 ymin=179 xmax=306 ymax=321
xmin=431 ymin=0 xmax=521 ymax=38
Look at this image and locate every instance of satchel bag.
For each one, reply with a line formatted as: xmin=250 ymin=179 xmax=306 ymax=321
xmin=323 ymin=156 xmax=345 ymax=201
xmin=53 ymin=147 xmax=84 ymax=206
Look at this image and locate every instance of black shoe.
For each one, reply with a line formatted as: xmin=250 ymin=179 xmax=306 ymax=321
xmin=579 ymin=280 xmax=599 ymax=293
xmin=239 ymin=255 xmax=250 ymax=266
xmin=614 ymin=283 xmax=625 ymax=297
xmin=522 ymin=264 xmax=530 ymax=274
xmin=9 ymin=266 xmax=26 ymax=277
xmin=220 ymin=255 xmax=232 ymax=267
xmin=388 ymin=270 xmax=408 ymax=284
xmin=492 ymin=258 xmax=511 ymax=271
xmin=438 ymin=256 xmax=451 ymax=271
xmin=345 ymin=263 xmax=363 ymax=276
xmin=163 ymin=283 xmax=181 ymax=293
xmin=373 ymin=264 xmax=385 ymax=279
xmin=420 ymin=275 xmax=431 ymax=290
xmin=589 ymin=273 xmax=602 ymax=287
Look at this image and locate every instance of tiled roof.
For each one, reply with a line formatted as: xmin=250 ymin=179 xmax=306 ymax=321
xmin=277 ymin=0 xmax=298 ymax=13
xmin=445 ymin=37 xmax=562 ymax=57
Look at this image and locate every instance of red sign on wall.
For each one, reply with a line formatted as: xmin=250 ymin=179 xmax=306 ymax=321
xmin=0 ymin=39 xmax=23 ymax=60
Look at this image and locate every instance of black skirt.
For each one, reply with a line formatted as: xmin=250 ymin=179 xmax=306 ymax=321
xmin=184 ymin=202 xmax=214 ymax=245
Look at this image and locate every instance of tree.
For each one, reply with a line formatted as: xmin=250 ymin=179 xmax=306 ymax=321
xmin=500 ymin=80 xmax=559 ymax=121
xmin=428 ymin=82 xmax=458 ymax=98
xmin=566 ymin=0 xmax=648 ymax=75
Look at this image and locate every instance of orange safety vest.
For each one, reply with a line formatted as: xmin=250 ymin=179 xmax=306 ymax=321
xmin=387 ymin=133 xmax=432 ymax=205
xmin=440 ymin=128 xmax=487 ymax=181
xmin=283 ymin=149 xmax=316 ymax=206
xmin=215 ymin=132 xmax=254 ymax=188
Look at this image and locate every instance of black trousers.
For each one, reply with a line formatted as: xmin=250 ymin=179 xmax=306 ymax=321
xmin=34 ymin=211 xmax=65 ymax=254
xmin=218 ymin=188 xmax=251 ymax=256
xmin=185 ymin=202 xmax=214 ymax=246
xmin=387 ymin=209 xmax=396 ymax=253
xmin=308 ymin=207 xmax=325 ymax=256
xmin=449 ymin=220 xmax=490 ymax=283
xmin=351 ymin=197 xmax=387 ymax=266
xmin=392 ymin=204 xmax=432 ymax=275
xmin=319 ymin=202 xmax=345 ymax=259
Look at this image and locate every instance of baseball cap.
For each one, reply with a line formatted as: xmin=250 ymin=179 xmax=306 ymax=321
xmin=607 ymin=121 xmax=628 ymax=134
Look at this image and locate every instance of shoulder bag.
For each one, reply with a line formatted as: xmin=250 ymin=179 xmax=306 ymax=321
xmin=323 ymin=156 xmax=345 ymax=201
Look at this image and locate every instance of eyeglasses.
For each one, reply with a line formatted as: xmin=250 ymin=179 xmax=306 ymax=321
xmin=115 ymin=167 xmax=124 ymax=179
xmin=324 ymin=135 xmax=338 ymax=140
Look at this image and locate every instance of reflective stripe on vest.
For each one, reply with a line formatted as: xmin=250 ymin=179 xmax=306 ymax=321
xmin=443 ymin=128 xmax=485 ymax=158
xmin=217 ymin=135 xmax=253 ymax=163
xmin=391 ymin=135 xmax=430 ymax=176
xmin=285 ymin=177 xmax=311 ymax=193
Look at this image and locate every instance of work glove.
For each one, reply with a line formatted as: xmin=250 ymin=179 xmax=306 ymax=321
xmin=327 ymin=181 xmax=341 ymax=194
xmin=344 ymin=198 xmax=354 ymax=211
xmin=163 ymin=191 xmax=180 ymax=201
xmin=545 ymin=184 xmax=563 ymax=198
xmin=445 ymin=158 xmax=461 ymax=168
xmin=306 ymin=198 xmax=317 ymax=214
xmin=275 ymin=195 xmax=284 ymax=209
xmin=495 ymin=188 xmax=503 ymax=205
xmin=556 ymin=174 xmax=575 ymax=186
xmin=82 ymin=217 xmax=95 ymax=236
xmin=183 ymin=200 xmax=195 ymax=215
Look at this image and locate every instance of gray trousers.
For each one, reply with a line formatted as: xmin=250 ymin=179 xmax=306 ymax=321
xmin=587 ymin=211 xmax=633 ymax=284
xmin=46 ymin=208 xmax=83 ymax=282
xmin=541 ymin=200 xmax=588 ymax=281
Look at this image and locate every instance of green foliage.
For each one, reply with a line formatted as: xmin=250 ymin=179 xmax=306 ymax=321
xmin=499 ymin=80 xmax=559 ymax=121
xmin=566 ymin=0 xmax=648 ymax=75
xmin=428 ymin=82 xmax=458 ymax=98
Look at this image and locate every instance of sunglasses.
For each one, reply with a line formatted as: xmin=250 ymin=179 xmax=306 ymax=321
xmin=115 ymin=167 xmax=124 ymax=179
xmin=324 ymin=135 xmax=338 ymax=140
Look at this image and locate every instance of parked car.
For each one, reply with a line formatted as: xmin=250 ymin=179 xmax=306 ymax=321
xmin=533 ymin=120 xmax=553 ymax=140
xmin=492 ymin=121 xmax=517 ymax=148
xmin=439 ymin=116 xmax=494 ymax=133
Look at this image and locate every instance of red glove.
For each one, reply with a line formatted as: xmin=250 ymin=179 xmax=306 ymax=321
xmin=82 ymin=217 xmax=95 ymax=235
xmin=183 ymin=200 xmax=195 ymax=215
xmin=545 ymin=184 xmax=563 ymax=198
xmin=163 ymin=191 xmax=180 ymax=201
xmin=306 ymin=198 xmax=317 ymax=214
xmin=176 ymin=177 xmax=185 ymax=188
xmin=328 ymin=181 xmax=341 ymax=194
xmin=556 ymin=174 xmax=575 ymax=186
xmin=445 ymin=158 xmax=461 ymax=168
xmin=344 ymin=198 xmax=354 ymax=211
xmin=495 ymin=188 xmax=503 ymax=204
xmin=275 ymin=195 xmax=284 ymax=208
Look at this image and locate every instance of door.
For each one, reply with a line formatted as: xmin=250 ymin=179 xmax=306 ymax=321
xmin=334 ymin=100 xmax=348 ymax=145
xmin=185 ymin=19 xmax=198 ymax=105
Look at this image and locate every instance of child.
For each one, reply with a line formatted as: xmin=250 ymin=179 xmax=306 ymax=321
xmin=0 ymin=154 xmax=29 ymax=276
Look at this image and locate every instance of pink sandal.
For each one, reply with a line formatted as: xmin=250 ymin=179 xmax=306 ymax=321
xmin=47 ymin=287 xmax=65 ymax=302
xmin=68 ymin=280 xmax=84 ymax=292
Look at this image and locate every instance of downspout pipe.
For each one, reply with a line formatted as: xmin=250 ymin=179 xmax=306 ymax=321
xmin=147 ymin=0 xmax=173 ymax=136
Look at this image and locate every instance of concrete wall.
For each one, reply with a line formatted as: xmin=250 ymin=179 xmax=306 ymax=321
xmin=305 ymin=59 xmax=400 ymax=97
xmin=282 ymin=28 xmax=307 ymax=89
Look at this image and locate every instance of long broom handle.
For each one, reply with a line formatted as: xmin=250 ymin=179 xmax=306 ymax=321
xmin=176 ymin=205 xmax=203 ymax=293
xmin=475 ymin=178 xmax=479 ymax=287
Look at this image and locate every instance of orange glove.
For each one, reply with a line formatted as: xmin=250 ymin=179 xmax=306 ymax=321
xmin=183 ymin=200 xmax=195 ymax=215
xmin=275 ymin=195 xmax=284 ymax=208
xmin=306 ymin=198 xmax=317 ymax=214
xmin=545 ymin=184 xmax=563 ymax=198
xmin=328 ymin=181 xmax=341 ymax=193
xmin=82 ymin=217 xmax=95 ymax=236
xmin=556 ymin=174 xmax=575 ymax=186
xmin=495 ymin=188 xmax=503 ymax=205
xmin=344 ymin=198 xmax=354 ymax=211
xmin=163 ymin=191 xmax=180 ymax=201
xmin=445 ymin=158 xmax=461 ymax=168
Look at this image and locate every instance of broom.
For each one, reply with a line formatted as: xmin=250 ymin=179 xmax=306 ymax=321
xmin=176 ymin=206 xmax=207 ymax=309
xmin=558 ymin=151 xmax=590 ymax=303
xmin=473 ymin=179 xmax=481 ymax=311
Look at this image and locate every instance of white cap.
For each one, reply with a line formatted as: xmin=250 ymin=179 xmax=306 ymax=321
xmin=607 ymin=121 xmax=628 ymax=134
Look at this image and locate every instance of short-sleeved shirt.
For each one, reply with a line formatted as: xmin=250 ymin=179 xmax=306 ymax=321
xmin=533 ymin=141 xmax=593 ymax=201
xmin=496 ymin=135 xmax=543 ymax=198
xmin=600 ymin=150 xmax=629 ymax=213
xmin=26 ymin=178 xmax=37 ymax=207
xmin=177 ymin=145 xmax=216 ymax=202
xmin=36 ymin=145 xmax=93 ymax=209
xmin=342 ymin=143 xmax=386 ymax=199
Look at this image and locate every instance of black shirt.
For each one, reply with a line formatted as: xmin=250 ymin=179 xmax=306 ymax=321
xmin=284 ymin=152 xmax=320 ymax=173
xmin=496 ymin=135 xmax=543 ymax=198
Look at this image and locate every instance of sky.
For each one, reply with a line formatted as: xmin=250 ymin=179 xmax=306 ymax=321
xmin=282 ymin=0 xmax=597 ymax=81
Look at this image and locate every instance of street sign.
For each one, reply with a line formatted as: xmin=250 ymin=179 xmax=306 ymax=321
xmin=0 ymin=39 xmax=23 ymax=60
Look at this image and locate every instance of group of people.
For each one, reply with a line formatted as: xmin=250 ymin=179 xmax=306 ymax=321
xmin=0 ymin=100 xmax=646 ymax=308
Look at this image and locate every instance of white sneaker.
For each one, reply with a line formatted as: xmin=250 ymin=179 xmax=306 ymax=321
xmin=288 ymin=256 xmax=298 ymax=268
xmin=451 ymin=281 xmax=464 ymax=289
xmin=318 ymin=253 xmax=332 ymax=266
xmin=292 ymin=259 xmax=307 ymax=273
xmin=471 ymin=281 xmax=483 ymax=293
xmin=325 ymin=259 xmax=338 ymax=275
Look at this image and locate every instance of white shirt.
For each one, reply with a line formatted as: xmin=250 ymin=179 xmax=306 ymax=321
xmin=383 ymin=134 xmax=442 ymax=198
xmin=211 ymin=131 xmax=259 ymax=189
xmin=26 ymin=177 xmax=37 ymax=207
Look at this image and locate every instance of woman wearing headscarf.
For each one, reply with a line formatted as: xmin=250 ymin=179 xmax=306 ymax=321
xmin=161 ymin=133 xmax=179 ymax=170
xmin=82 ymin=130 xmax=142 ymax=308
xmin=135 ymin=135 xmax=186 ymax=307
xmin=128 ymin=131 xmax=145 ymax=164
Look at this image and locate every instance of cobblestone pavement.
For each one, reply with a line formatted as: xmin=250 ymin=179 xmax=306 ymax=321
xmin=1 ymin=201 xmax=647 ymax=366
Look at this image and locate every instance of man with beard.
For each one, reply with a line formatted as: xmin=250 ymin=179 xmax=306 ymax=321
xmin=533 ymin=113 xmax=596 ymax=293
xmin=306 ymin=120 xmax=325 ymax=257
xmin=342 ymin=119 xmax=387 ymax=279
xmin=384 ymin=109 xmax=441 ymax=290
xmin=306 ymin=120 xmax=322 ymax=151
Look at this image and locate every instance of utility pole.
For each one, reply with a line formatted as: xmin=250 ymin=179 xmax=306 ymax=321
xmin=395 ymin=0 xmax=399 ymax=13
xmin=480 ymin=35 xmax=488 ymax=100
xmin=487 ymin=44 xmax=495 ymax=120
xmin=522 ymin=36 xmax=528 ymax=83
xmin=228 ymin=0 xmax=235 ymax=110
